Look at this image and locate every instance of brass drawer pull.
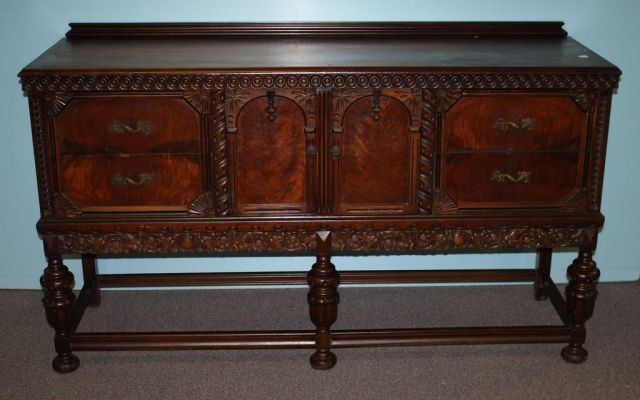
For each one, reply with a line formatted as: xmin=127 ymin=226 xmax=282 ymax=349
xmin=111 ymin=173 xmax=155 ymax=186
xmin=110 ymin=119 xmax=152 ymax=135
xmin=490 ymin=170 xmax=531 ymax=183
xmin=495 ymin=117 xmax=535 ymax=131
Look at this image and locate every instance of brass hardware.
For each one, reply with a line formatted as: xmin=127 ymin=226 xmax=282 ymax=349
xmin=490 ymin=170 xmax=531 ymax=183
xmin=266 ymin=90 xmax=277 ymax=121
xmin=495 ymin=117 xmax=535 ymax=131
xmin=306 ymin=144 xmax=317 ymax=156
xmin=111 ymin=173 xmax=155 ymax=186
xmin=110 ymin=119 xmax=152 ymax=135
xmin=331 ymin=145 xmax=341 ymax=157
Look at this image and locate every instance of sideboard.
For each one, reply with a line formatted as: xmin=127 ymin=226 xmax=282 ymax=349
xmin=18 ymin=22 xmax=620 ymax=373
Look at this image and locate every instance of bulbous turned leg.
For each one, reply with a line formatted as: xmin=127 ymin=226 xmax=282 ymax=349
xmin=562 ymin=245 xmax=600 ymax=364
xmin=307 ymin=231 xmax=339 ymax=370
xmin=41 ymin=256 xmax=79 ymax=373
xmin=534 ymin=248 xmax=552 ymax=300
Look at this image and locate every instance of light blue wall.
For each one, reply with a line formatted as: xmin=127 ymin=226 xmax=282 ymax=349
xmin=1 ymin=0 xmax=638 ymax=289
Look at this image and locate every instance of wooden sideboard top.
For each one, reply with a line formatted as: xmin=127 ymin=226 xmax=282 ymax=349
xmin=19 ymin=22 xmax=620 ymax=75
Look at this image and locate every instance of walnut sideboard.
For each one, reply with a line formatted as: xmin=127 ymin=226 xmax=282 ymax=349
xmin=18 ymin=22 xmax=621 ymax=373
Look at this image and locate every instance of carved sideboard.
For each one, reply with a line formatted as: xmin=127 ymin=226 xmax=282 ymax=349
xmin=19 ymin=22 xmax=620 ymax=373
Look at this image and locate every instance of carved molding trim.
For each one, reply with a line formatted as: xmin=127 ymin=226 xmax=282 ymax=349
xmin=417 ymin=89 xmax=436 ymax=215
xmin=20 ymin=73 xmax=620 ymax=94
xmin=561 ymin=187 xmax=586 ymax=210
xmin=332 ymin=88 xmax=367 ymax=132
xmin=571 ymin=89 xmax=596 ymax=113
xmin=435 ymin=89 xmax=463 ymax=112
xmin=332 ymin=88 xmax=422 ymax=132
xmin=53 ymin=193 xmax=81 ymax=218
xmin=277 ymin=88 xmax=317 ymax=131
xmin=184 ymin=88 xmax=212 ymax=114
xmin=384 ymin=88 xmax=422 ymax=131
xmin=187 ymin=192 xmax=214 ymax=216
xmin=46 ymin=93 xmax=73 ymax=116
xmin=30 ymin=98 xmax=53 ymax=215
xmin=212 ymin=89 xmax=230 ymax=216
xmin=589 ymin=93 xmax=611 ymax=211
xmin=224 ymin=88 xmax=253 ymax=133
xmin=48 ymin=226 xmax=586 ymax=255
xmin=435 ymin=190 xmax=458 ymax=211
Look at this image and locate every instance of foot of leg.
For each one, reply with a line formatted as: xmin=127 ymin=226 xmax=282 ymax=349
xmin=52 ymin=354 xmax=80 ymax=373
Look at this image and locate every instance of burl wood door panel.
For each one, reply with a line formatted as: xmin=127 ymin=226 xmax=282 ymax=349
xmin=59 ymin=154 xmax=203 ymax=212
xmin=54 ymin=96 xmax=201 ymax=154
xmin=442 ymin=94 xmax=587 ymax=152
xmin=229 ymin=91 xmax=315 ymax=215
xmin=440 ymin=153 xmax=583 ymax=209
xmin=333 ymin=89 xmax=420 ymax=214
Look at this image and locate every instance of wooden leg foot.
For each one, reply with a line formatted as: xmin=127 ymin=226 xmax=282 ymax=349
xmin=310 ymin=351 xmax=337 ymax=370
xmin=52 ymin=354 xmax=80 ymax=373
xmin=561 ymin=345 xmax=588 ymax=364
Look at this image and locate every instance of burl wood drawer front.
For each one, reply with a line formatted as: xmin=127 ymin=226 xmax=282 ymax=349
xmin=59 ymin=154 xmax=203 ymax=212
xmin=442 ymin=94 xmax=587 ymax=152
xmin=440 ymin=153 xmax=582 ymax=209
xmin=54 ymin=96 xmax=201 ymax=154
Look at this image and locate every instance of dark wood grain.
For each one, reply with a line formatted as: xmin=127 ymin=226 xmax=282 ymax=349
xmin=442 ymin=94 xmax=587 ymax=152
xmin=19 ymin=22 xmax=619 ymax=372
xmin=232 ymin=94 xmax=311 ymax=214
xmin=440 ymin=152 xmax=582 ymax=209
xmin=335 ymin=94 xmax=418 ymax=214
xmin=54 ymin=96 xmax=201 ymax=154
xmin=59 ymin=154 xmax=203 ymax=211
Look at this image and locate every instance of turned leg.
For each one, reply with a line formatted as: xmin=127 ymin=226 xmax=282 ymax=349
xmin=307 ymin=231 xmax=340 ymax=370
xmin=82 ymin=254 xmax=101 ymax=307
xmin=41 ymin=256 xmax=79 ymax=373
xmin=534 ymin=248 xmax=552 ymax=300
xmin=562 ymin=231 xmax=600 ymax=364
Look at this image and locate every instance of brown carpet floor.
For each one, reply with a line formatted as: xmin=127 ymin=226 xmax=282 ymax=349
xmin=1 ymin=282 xmax=638 ymax=399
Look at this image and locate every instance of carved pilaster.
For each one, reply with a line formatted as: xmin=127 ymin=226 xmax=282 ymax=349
xmin=418 ymin=89 xmax=436 ymax=214
xmin=562 ymin=230 xmax=600 ymax=363
xmin=589 ymin=92 xmax=612 ymax=211
xmin=307 ymin=231 xmax=339 ymax=370
xmin=212 ymin=89 xmax=230 ymax=216
xmin=40 ymin=256 xmax=79 ymax=373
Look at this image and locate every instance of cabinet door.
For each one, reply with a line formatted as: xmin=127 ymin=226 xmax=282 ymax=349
xmin=332 ymin=88 xmax=421 ymax=215
xmin=226 ymin=89 xmax=317 ymax=215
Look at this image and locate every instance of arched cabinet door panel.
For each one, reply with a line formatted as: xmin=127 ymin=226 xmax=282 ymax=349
xmin=331 ymin=88 xmax=421 ymax=215
xmin=225 ymin=89 xmax=317 ymax=216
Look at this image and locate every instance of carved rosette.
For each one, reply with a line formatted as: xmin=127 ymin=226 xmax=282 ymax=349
xmin=49 ymin=226 xmax=585 ymax=255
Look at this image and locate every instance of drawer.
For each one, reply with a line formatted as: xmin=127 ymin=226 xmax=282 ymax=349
xmin=59 ymin=154 xmax=203 ymax=212
xmin=442 ymin=94 xmax=588 ymax=152
xmin=54 ymin=96 xmax=202 ymax=154
xmin=439 ymin=153 xmax=583 ymax=209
